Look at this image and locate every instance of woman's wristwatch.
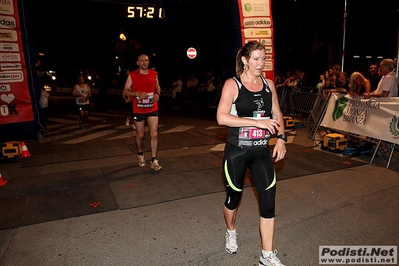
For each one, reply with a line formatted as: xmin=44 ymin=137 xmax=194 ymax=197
xmin=277 ymin=134 xmax=287 ymax=142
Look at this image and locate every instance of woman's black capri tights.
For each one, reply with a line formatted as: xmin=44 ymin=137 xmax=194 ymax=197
xmin=223 ymin=142 xmax=276 ymax=218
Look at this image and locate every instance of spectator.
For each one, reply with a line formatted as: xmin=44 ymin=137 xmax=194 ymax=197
xmin=327 ymin=68 xmax=334 ymax=78
xmin=39 ymin=87 xmax=50 ymax=131
xmin=364 ymin=58 xmax=398 ymax=153
xmin=122 ymin=68 xmax=135 ymax=129
xmin=205 ymin=75 xmax=217 ymax=106
xmin=335 ymin=71 xmax=349 ymax=93
xmin=364 ymin=62 xmax=382 ymax=93
xmin=332 ymin=63 xmax=342 ymax=78
xmin=316 ymin=73 xmax=325 ymax=91
xmin=284 ymin=69 xmax=292 ymax=81
xmin=197 ymin=77 xmax=207 ymax=105
xmin=330 ymin=73 xmax=337 ymax=88
xmin=281 ymin=72 xmax=295 ymax=87
xmin=321 ymin=76 xmax=335 ymax=99
xmin=186 ymin=72 xmax=199 ymax=103
xmin=285 ymin=70 xmax=305 ymax=91
xmin=274 ymin=71 xmax=286 ymax=89
xmin=172 ymin=74 xmax=182 ymax=109
xmin=347 ymin=71 xmax=371 ymax=97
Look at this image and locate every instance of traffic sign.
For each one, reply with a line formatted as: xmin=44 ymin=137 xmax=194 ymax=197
xmin=187 ymin=47 xmax=197 ymax=59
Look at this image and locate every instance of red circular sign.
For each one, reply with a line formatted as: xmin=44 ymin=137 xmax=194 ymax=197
xmin=187 ymin=47 xmax=197 ymax=59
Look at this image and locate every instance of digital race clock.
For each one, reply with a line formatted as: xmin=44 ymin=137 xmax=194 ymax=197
xmin=127 ymin=5 xmax=165 ymax=19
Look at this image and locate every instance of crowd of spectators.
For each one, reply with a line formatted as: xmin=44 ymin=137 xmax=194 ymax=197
xmin=162 ymin=69 xmax=223 ymax=108
xmin=313 ymin=60 xmax=397 ymax=100
xmin=314 ymin=59 xmax=397 ymax=153
xmin=275 ymin=59 xmax=398 ymax=155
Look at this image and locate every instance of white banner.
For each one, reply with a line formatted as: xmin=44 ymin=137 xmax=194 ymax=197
xmin=321 ymin=93 xmax=399 ymax=145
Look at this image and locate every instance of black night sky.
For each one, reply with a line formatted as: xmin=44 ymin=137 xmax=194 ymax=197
xmin=23 ymin=0 xmax=399 ymax=87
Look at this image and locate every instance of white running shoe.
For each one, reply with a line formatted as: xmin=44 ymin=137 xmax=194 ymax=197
xmin=150 ymin=159 xmax=162 ymax=171
xmin=225 ymin=229 xmax=238 ymax=254
xmin=137 ymin=155 xmax=146 ymax=167
xmin=259 ymin=250 xmax=286 ymax=266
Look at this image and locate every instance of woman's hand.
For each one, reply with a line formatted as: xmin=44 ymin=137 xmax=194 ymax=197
xmin=273 ymin=139 xmax=286 ymax=162
xmin=255 ymin=119 xmax=280 ymax=135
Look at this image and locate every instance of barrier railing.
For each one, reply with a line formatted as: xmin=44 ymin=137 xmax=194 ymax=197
xmin=305 ymin=91 xmax=399 ymax=168
xmin=306 ymin=90 xmax=329 ymax=140
xmin=278 ymin=86 xmax=319 ymax=116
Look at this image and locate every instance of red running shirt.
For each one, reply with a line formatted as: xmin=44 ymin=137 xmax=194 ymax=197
xmin=130 ymin=69 xmax=158 ymax=114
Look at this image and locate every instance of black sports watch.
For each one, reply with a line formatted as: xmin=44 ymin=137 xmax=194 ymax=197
xmin=277 ymin=134 xmax=287 ymax=142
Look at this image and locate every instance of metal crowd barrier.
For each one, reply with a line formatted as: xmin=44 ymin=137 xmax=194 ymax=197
xmin=277 ymin=86 xmax=319 ymax=116
xmin=282 ymin=87 xmax=398 ymax=168
xmin=305 ymin=91 xmax=380 ymax=143
xmin=305 ymin=90 xmax=330 ymax=140
xmin=306 ymin=91 xmax=399 ymax=167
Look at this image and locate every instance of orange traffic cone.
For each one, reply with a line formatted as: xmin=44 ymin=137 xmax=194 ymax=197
xmin=0 ymin=173 xmax=8 ymax=186
xmin=20 ymin=141 xmax=32 ymax=158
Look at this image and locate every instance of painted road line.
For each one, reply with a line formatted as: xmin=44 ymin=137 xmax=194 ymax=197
xmin=47 ymin=117 xmax=77 ymax=124
xmin=160 ymin=125 xmax=194 ymax=134
xmin=206 ymin=126 xmax=226 ymax=130
xmin=90 ymin=112 xmax=126 ymax=117
xmin=61 ymin=129 xmax=117 ymax=144
xmin=107 ymin=131 xmax=137 ymax=140
xmin=106 ymin=127 xmax=149 ymax=140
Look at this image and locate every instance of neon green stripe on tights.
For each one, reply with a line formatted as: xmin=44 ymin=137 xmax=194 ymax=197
xmin=265 ymin=171 xmax=276 ymax=190
xmin=224 ymin=160 xmax=242 ymax=192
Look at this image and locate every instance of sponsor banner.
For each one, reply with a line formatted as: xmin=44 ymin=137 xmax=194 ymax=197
xmin=0 ymin=42 xmax=19 ymax=51
xmin=0 ymin=0 xmax=33 ymax=124
xmin=0 ymin=15 xmax=16 ymax=28
xmin=0 ymin=0 xmax=14 ymax=15
xmin=237 ymin=0 xmax=274 ymax=80
xmin=240 ymin=0 xmax=270 ymax=17
xmin=0 ymin=52 xmax=20 ymax=61
xmin=264 ymin=45 xmax=273 ymax=54
xmin=263 ymin=60 xmax=273 ymax=71
xmin=0 ymin=70 xmax=22 ymax=82
xmin=319 ymin=246 xmax=397 ymax=264
xmin=243 ymin=17 xmax=271 ymax=28
xmin=321 ymin=93 xmax=399 ymax=144
xmin=1 ymin=62 xmax=21 ymax=70
xmin=0 ymin=83 xmax=10 ymax=92
xmin=259 ymin=38 xmax=272 ymax=46
xmin=243 ymin=28 xmax=272 ymax=38
xmin=0 ymin=29 xmax=17 ymax=41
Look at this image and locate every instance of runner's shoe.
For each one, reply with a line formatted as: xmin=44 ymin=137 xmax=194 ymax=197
xmin=259 ymin=250 xmax=286 ymax=266
xmin=150 ymin=159 xmax=162 ymax=171
xmin=125 ymin=117 xmax=130 ymax=126
xmin=137 ymin=155 xmax=146 ymax=167
xmin=225 ymin=229 xmax=238 ymax=254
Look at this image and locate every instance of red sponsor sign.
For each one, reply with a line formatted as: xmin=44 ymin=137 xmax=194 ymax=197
xmin=0 ymin=0 xmax=34 ymax=124
xmin=237 ymin=0 xmax=274 ymax=80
